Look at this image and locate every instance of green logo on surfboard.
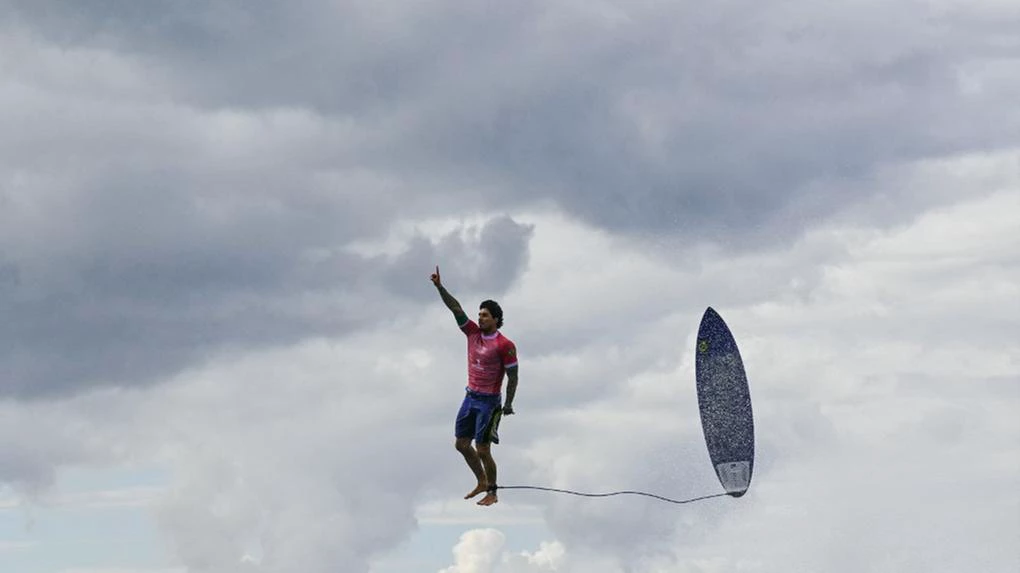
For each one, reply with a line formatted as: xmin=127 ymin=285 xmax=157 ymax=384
xmin=697 ymin=340 xmax=709 ymax=353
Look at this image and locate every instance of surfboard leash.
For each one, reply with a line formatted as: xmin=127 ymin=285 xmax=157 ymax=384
xmin=494 ymin=485 xmax=731 ymax=505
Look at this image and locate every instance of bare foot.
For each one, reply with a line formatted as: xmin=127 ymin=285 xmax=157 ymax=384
xmin=464 ymin=483 xmax=488 ymax=500
xmin=477 ymin=492 xmax=498 ymax=506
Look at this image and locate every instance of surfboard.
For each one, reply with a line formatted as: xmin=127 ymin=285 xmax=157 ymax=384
xmin=695 ymin=307 xmax=754 ymax=497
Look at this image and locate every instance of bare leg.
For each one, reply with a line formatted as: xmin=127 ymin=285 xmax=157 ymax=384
xmin=456 ymin=438 xmax=488 ymax=498
xmin=476 ymin=443 xmax=498 ymax=506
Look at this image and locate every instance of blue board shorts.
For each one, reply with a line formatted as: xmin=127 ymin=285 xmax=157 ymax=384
xmin=455 ymin=389 xmax=503 ymax=444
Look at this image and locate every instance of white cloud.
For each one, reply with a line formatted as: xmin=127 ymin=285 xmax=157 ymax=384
xmin=440 ymin=529 xmax=506 ymax=573
xmin=501 ymin=541 xmax=567 ymax=573
xmin=440 ymin=529 xmax=567 ymax=573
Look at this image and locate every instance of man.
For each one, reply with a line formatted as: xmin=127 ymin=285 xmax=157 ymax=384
xmin=430 ymin=265 xmax=518 ymax=507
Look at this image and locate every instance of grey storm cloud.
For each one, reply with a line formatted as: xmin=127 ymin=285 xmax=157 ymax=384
xmin=6 ymin=0 xmax=1016 ymax=242
xmin=1 ymin=195 xmax=533 ymax=397
xmin=2 ymin=0 xmax=1016 ymax=400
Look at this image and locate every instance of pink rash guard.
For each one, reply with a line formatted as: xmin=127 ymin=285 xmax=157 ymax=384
xmin=459 ymin=318 xmax=517 ymax=395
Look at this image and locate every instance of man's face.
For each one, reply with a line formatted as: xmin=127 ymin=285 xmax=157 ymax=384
xmin=478 ymin=308 xmax=495 ymax=331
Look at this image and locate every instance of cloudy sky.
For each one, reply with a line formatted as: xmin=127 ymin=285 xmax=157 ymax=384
xmin=1 ymin=1 xmax=1018 ymax=572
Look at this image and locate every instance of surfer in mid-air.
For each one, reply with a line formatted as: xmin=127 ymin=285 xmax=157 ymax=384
xmin=431 ymin=265 xmax=518 ymax=507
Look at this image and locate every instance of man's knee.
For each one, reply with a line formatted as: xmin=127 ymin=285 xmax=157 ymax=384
xmin=455 ymin=438 xmax=473 ymax=453
xmin=475 ymin=442 xmax=492 ymax=457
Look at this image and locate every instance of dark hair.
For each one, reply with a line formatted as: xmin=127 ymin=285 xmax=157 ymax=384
xmin=479 ymin=300 xmax=503 ymax=328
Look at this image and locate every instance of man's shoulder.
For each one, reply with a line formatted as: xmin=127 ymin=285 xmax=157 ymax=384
xmin=497 ymin=330 xmax=518 ymax=352
xmin=497 ymin=332 xmax=517 ymax=361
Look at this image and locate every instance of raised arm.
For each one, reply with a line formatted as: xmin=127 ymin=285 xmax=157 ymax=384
xmin=430 ymin=265 xmax=468 ymax=325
